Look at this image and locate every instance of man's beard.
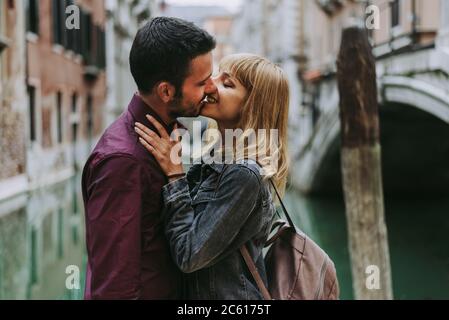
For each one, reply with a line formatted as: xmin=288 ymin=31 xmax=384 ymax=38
xmin=168 ymin=95 xmax=201 ymax=118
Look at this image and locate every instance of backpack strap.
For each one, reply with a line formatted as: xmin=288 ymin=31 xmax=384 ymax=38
xmin=269 ymin=180 xmax=295 ymax=228
xmin=264 ymin=220 xmax=289 ymax=247
xmin=240 ymin=246 xmax=272 ymax=300
xmin=233 ymin=162 xmax=294 ymax=300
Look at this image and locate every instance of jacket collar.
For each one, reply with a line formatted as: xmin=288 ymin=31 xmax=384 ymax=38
xmin=189 ymin=162 xmax=225 ymax=175
xmin=128 ymin=93 xmax=184 ymax=134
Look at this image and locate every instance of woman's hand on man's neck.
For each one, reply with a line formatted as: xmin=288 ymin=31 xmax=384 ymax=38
xmin=138 ymin=92 xmax=176 ymax=127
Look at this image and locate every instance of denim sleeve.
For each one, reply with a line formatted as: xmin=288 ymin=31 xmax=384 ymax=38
xmin=161 ymin=165 xmax=262 ymax=273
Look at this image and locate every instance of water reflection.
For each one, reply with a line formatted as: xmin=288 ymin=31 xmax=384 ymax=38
xmin=285 ymin=189 xmax=449 ymax=300
xmin=0 ymin=174 xmax=85 ymax=300
xmin=1 ymin=173 xmax=448 ymax=299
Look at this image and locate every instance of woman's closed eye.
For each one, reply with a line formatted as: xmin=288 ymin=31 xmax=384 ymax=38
xmin=223 ymin=81 xmax=235 ymax=88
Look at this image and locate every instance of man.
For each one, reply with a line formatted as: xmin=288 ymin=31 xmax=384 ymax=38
xmin=82 ymin=17 xmax=217 ymax=299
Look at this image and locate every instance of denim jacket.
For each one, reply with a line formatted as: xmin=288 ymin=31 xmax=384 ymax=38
xmin=161 ymin=159 xmax=275 ymax=300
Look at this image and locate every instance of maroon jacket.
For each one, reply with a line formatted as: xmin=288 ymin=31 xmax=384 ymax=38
xmin=82 ymin=94 xmax=182 ymax=299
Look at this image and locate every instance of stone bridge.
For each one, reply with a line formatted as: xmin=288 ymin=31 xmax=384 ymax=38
xmin=290 ymin=38 xmax=449 ymax=196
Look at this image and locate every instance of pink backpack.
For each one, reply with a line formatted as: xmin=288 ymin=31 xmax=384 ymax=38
xmin=240 ymin=181 xmax=340 ymax=300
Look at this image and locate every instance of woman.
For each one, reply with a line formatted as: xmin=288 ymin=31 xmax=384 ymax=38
xmin=134 ymin=53 xmax=289 ymax=299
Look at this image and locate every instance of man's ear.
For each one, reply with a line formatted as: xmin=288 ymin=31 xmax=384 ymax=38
xmin=156 ymin=82 xmax=176 ymax=103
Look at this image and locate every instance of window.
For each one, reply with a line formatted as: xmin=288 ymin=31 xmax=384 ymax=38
xmin=66 ymin=0 xmax=85 ymax=55
xmin=71 ymin=93 xmax=78 ymax=171
xmin=95 ymin=26 xmax=106 ymax=69
xmin=0 ymin=7 xmax=6 ymax=54
xmin=86 ymin=94 xmax=93 ymax=139
xmin=65 ymin=0 xmax=76 ymax=51
xmin=74 ymin=24 xmax=82 ymax=55
xmin=56 ymin=92 xmax=63 ymax=143
xmin=77 ymin=9 xmax=105 ymax=68
xmin=71 ymin=93 xmax=78 ymax=143
xmin=52 ymin=0 xmax=66 ymax=45
xmin=71 ymin=93 xmax=77 ymax=113
xmin=52 ymin=0 xmax=79 ymax=52
xmin=28 ymin=85 xmax=36 ymax=142
xmin=26 ymin=0 xmax=39 ymax=34
xmin=391 ymin=0 xmax=400 ymax=28
xmin=81 ymin=10 xmax=92 ymax=64
xmin=317 ymin=0 xmax=343 ymax=15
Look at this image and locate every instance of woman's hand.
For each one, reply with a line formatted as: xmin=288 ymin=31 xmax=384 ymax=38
xmin=135 ymin=115 xmax=184 ymax=179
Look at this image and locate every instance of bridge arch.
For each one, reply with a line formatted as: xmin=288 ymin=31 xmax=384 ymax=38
xmin=380 ymin=76 xmax=449 ymax=124
xmin=291 ymin=77 xmax=449 ymax=195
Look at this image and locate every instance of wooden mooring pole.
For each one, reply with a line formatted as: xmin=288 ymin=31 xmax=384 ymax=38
xmin=336 ymin=26 xmax=393 ymax=300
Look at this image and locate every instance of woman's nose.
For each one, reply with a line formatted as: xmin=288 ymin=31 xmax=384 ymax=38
xmin=205 ymin=78 xmax=218 ymax=94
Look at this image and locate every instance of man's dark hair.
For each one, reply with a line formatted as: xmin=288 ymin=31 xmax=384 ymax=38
xmin=129 ymin=17 xmax=216 ymax=95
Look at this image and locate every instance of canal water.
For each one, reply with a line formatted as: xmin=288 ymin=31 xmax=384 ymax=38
xmin=0 ymin=175 xmax=448 ymax=299
xmin=0 ymin=174 xmax=86 ymax=299
xmin=283 ymin=190 xmax=449 ymax=300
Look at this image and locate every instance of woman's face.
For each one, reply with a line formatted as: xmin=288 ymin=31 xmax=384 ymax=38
xmin=200 ymin=71 xmax=247 ymax=129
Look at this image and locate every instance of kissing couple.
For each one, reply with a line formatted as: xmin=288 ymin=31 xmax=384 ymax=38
xmin=82 ymin=16 xmax=289 ymax=300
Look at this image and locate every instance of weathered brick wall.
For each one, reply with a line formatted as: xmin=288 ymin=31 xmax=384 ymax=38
xmin=0 ymin=0 xmax=27 ymax=181
xmin=26 ymin=0 xmax=107 ymax=148
xmin=0 ymin=103 xmax=27 ymax=180
xmin=41 ymin=106 xmax=52 ymax=149
xmin=1 ymin=0 xmax=107 ymax=183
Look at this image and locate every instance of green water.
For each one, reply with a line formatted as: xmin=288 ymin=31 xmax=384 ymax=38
xmin=1 ymin=174 xmax=448 ymax=299
xmin=0 ymin=175 xmax=86 ymax=300
xmin=284 ymin=189 xmax=449 ymax=300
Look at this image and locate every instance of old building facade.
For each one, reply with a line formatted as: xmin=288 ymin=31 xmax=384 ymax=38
xmin=231 ymin=0 xmax=307 ymax=152
xmin=0 ymin=0 xmax=29 ymax=299
xmin=0 ymin=0 xmax=107 ymax=298
xmin=232 ymin=0 xmax=448 ymax=195
xmin=104 ymin=0 xmax=154 ymax=126
xmin=158 ymin=3 xmax=235 ymax=72
xmin=0 ymin=0 xmax=28 ymax=201
xmin=286 ymin=0 xmax=448 ymax=196
xmin=25 ymin=0 xmax=107 ymax=188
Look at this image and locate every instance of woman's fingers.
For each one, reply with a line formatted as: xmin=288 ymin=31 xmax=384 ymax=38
xmin=172 ymin=123 xmax=183 ymax=142
xmin=135 ymin=123 xmax=172 ymax=157
xmin=135 ymin=120 xmax=181 ymax=165
xmin=134 ymin=127 xmax=154 ymax=146
xmin=146 ymin=115 xmax=170 ymax=140
xmin=136 ymin=119 xmax=184 ymax=176
xmin=138 ymin=137 xmax=156 ymax=155
xmin=138 ymin=135 xmax=168 ymax=164
xmin=135 ymin=122 xmax=161 ymax=144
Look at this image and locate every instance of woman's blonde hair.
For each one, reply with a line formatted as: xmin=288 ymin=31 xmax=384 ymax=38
xmin=203 ymin=53 xmax=290 ymax=196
